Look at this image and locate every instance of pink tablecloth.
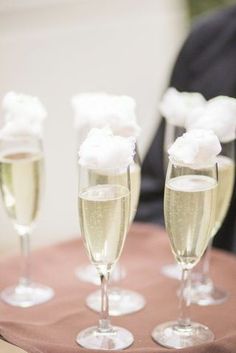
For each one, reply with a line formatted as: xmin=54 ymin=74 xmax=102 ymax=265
xmin=0 ymin=223 xmax=235 ymax=352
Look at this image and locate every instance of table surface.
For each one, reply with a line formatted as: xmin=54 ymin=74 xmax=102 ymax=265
xmin=0 ymin=223 xmax=236 ymax=353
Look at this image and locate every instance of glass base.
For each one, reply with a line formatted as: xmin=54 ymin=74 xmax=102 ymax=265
xmin=76 ymin=325 xmax=134 ymax=350
xmin=161 ymin=263 xmax=181 ymax=280
xmin=86 ymin=288 xmax=146 ymax=316
xmin=75 ymin=263 xmax=126 ymax=286
xmin=190 ymin=281 xmax=228 ymax=306
xmin=1 ymin=282 xmax=55 ymax=308
xmin=152 ymin=321 xmax=214 ymax=348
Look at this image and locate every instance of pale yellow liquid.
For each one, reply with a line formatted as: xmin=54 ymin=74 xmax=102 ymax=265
xmin=79 ymin=184 xmax=130 ymax=273
xmin=0 ymin=152 xmax=43 ymax=230
xmin=129 ymin=164 xmax=141 ymax=222
xmin=89 ymin=163 xmax=140 ymax=222
xmin=164 ymin=175 xmax=217 ymax=269
xmin=213 ymin=156 xmax=235 ymax=236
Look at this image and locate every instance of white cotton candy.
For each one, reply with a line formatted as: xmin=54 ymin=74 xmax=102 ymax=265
xmin=186 ymin=96 xmax=236 ymax=143
xmin=168 ymin=129 xmax=221 ymax=167
xmin=78 ymin=127 xmax=135 ymax=170
xmin=1 ymin=91 xmax=47 ymax=137
xmin=71 ymin=92 xmax=140 ymax=138
xmin=0 ymin=121 xmax=42 ymax=139
xmin=160 ymin=87 xmax=206 ymax=127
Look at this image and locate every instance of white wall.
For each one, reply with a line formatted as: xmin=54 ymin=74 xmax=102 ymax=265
xmin=0 ymin=0 xmax=188 ymax=252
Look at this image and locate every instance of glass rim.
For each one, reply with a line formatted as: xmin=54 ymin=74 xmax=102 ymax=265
xmin=0 ymin=133 xmax=42 ymax=142
xmin=168 ymin=156 xmax=217 ymax=170
xmin=78 ymin=162 xmax=131 ymax=172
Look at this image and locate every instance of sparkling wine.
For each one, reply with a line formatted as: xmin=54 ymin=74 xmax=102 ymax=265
xmin=213 ymin=155 xmax=235 ymax=235
xmin=88 ymin=163 xmax=140 ymax=222
xmin=164 ymin=175 xmax=217 ymax=268
xmin=0 ymin=152 xmax=43 ymax=230
xmin=129 ymin=164 xmax=141 ymax=222
xmin=79 ymin=184 xmax=130 ymax=273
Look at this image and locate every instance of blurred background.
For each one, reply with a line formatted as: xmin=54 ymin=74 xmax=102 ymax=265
xmin=0 ymin=0 xmax=234 ymax=253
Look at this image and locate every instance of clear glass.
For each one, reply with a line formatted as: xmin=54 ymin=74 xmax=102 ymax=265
xmin=190 ymin=140 xmax=235 ymax=305
xmin=152 ymin=160 xmax=217 ymax=348
xmin=161 ymin=124 xmax=185 ymax=280
xmin=78 ymin=146 xmax=146 ymax=316
xmin=76 ymin=164 xmax=134 ymax=350
xmin=161 ymin=128 xmax=235 ymax=307
xmin=0 ymin=135 xmax=54 ymax=307
xmin=75 ymin=130 xmax=127 ymax=288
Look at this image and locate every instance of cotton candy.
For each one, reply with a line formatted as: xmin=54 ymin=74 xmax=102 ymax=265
xmin=160 ymin=87 xmax=206 ymax=127
xmin=72 ymin=93 xmax=140 ymax=138
xmin=78 ymin=127 xmax=135 ymax=170
xmin=1 ymin=91 xmax=47 ymax=137
xmin=168 ymin=129 xmax=221 ymax=167
xmin=186 ymin=96 xmax=236 ymax=143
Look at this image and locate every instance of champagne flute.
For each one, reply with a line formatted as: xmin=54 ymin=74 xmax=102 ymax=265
xmin=162 ymin=126 xmax=235 ymax=305
xmin=86 ymin=148 xmax=146 ymax=315
xmin=74 ymin=157 xmax=138 ymax=284
xmin=161 ymin=123 xmax=184 ymax=280
xmin=76 ymin=164 xmax=134 ymax=350
xmin=77 ymin=146 xmax=146 ymax=316
xmin=190 ymin=140 xmax=235 ymax=305
xmin=152 ymin=159 xmax=217 ymax=348
xmin=0 ymin=135 xmax=54 ymax=307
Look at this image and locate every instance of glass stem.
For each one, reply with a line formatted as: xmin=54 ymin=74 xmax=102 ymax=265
xmin=19 ymin=233 xmax=31 ymax=287
xmin=98 ymin=272 xmax=112 ymax=332
xmin=178 ymin=268 xmax=191 ymax=327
